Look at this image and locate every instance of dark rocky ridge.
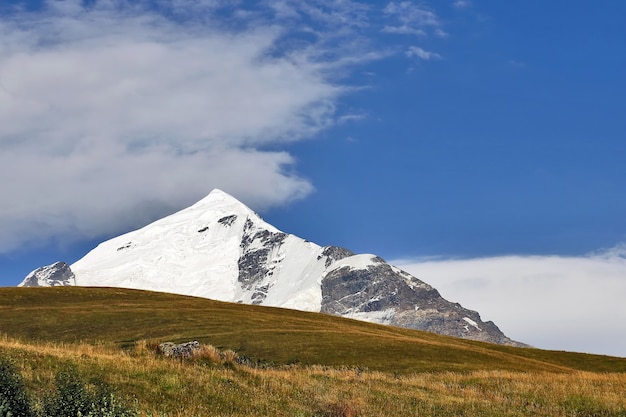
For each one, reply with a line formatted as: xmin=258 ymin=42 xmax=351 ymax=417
xmin=321 ymin=260 xmax=438 ymax=315
xmin=238 ymin=216 xmax=288 ymax=304
xmin=321 ymin=257 xmax=524 ymax=346
xmin=319 ymin=246 xmax=355 ymax=268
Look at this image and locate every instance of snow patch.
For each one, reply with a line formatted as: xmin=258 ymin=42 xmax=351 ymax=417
xmin=345 ymin=308 xmax=397 ymax=325
xmin=327 ymin=253 xmax=380 ymax=272
xmin=463 ymin=317 xmax=482 ymax=331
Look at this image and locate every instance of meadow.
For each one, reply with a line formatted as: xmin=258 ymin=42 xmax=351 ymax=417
xmin=1 ymin=287 xmax=625 ymax=416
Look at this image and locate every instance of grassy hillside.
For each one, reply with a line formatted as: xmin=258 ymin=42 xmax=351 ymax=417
xmin=1 ymin=287 xmax=625 ymax=373
xmin=1 ymin=287 xmax=625 ymax=416
xmin=1 ymin=336 xmax=624 ymax=417
xmin=1 ymin=337 xmax=625 ymax=417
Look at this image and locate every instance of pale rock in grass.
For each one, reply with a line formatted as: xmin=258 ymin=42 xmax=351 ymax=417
xmin=158 ymin=341 xmax=201 ymax=359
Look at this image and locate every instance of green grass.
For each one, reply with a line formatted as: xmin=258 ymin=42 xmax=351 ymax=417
xmin=1 ymin=287 xmax=624 ymax=374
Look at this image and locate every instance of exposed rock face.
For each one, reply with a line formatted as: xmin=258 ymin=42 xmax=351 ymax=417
xmin=19 ymin=262 xmax=75 ymax=287
xmin=319 ymin=246 xmax=355 ymax=268
xmin=321 ymin=256 xmax=524 ymax=346
xmin=322 ymin=259 xmax=437 ymax=315
xmin=18 ymin=189 xmax=526 ymax=347
xmin=238 ymin=218 xmax=288 ymax=304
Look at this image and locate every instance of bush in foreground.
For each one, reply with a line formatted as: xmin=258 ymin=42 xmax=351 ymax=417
xmin=0 ymin=355 xmax=136 ymax=417
xmin=0 ymin=356 xmax=33 ymax=417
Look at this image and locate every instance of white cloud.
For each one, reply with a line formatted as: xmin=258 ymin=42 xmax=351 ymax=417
xmin=0 ymin=0 xmax=373 ymax=252
xmin=382 ymin=25 xmax=426 ymax=37
xmin=406 ymin=46 xmax=441 ymax=60
xmin=393 ymin=247 xmax=626 ymax=357
xmin=0 ymin=0 xmax=449 ymax=253
xmin=383 ymin=2 xmax=441 ymax=37
xmin=434 ymin=28 xmax=449 ymax=39
xmin=274 ymin=0 xmax=371 ymax=28
xmin=453 ymin=0 xmax=471 ymax=9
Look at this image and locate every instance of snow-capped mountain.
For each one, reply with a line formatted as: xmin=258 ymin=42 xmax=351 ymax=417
xmin=19 ymin=261 xmax=75 ymax=287
xmin=19 ymin=189 xmax=525 ymax=346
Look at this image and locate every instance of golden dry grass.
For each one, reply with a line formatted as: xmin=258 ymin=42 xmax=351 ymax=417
xmin=1 ymin=335 xmax=625 ymax=417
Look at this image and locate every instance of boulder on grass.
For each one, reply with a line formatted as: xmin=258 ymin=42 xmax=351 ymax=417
xmin=157 ymin=341 xmax=201 ymax=359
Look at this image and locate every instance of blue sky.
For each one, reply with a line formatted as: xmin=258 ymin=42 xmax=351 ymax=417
xmin=0 ymin=0 xmax=625 ymax=356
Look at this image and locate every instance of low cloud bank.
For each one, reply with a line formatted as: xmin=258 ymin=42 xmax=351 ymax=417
xmin=393 ymin=245 xmax=626 ymax=357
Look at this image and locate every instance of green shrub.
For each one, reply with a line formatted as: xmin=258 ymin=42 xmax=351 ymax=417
xmin=42 ymin=365 xmax=92 ymax=417
xmin=0 ymin=356 xmax=34 ymax=417
xmin=42 ymin=365 xmax=137 ymax=417
xmin=0 ymin=356 xmax=136 ymax=417
xmin=85 ymin=392 xmax=138 ymax=417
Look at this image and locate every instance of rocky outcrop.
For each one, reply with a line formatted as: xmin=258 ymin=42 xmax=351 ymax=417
xmin=319 ymin=246 xmax=355 ymax=267
xmin=237 ymin=218 xmax=288 ymax=304
xmin=322 ymin=257 xmax=526 ymax=347
xmin=157 ymin=341 xmax=201 ymax=359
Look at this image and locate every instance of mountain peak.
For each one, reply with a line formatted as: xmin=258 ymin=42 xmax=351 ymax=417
xmin=184 ymin=189 xmax=268 ymax=231
xmin=191 ymin=188 xmax=245 ymax=209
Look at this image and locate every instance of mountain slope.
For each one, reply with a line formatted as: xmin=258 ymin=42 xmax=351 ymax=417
xmin=19 ymin=189 xmax=524 ymax=346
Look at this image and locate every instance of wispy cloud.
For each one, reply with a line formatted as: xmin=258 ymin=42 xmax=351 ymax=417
xmin=393 ymin=245 xmax=626 ymax=357
xmin=382 ymin=1 xmax=442 ymax=37
xmin=452 ymin=0 xmax=472 ymax=9
xmin=406 ymin=46 xmax=442 ymax=60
